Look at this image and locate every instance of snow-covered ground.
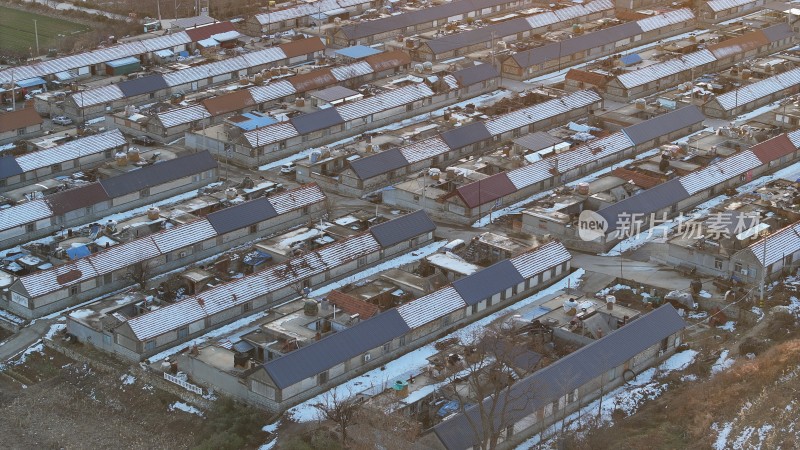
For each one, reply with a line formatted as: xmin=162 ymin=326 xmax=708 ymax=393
xmin=169 ymin=401 xmax=204 ymax=417
xmin=283 ymin=269 xmax=585 ymax=424
xmin=711 ymin=350 xmax=735 ymax=375
xmin=517 ymin=350 xmax=699 ymax=449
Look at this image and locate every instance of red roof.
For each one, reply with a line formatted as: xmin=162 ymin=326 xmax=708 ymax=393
xmin=326 ymin=290 xmax=379 ymax=319
xmin=184 ymin=22 xmax=236 ymax=42
xmin=288 ymin=68 xmax=336 ymax=92
xmin=456 ymin=173 xmax=517 ymax=209
xmin=565 ymin=69 xmax=609 ymax=88
xmin=0 ymin=108 xmax=43 ymax=134
xmin=611 ymin=167 xmax=664 ymax=189
xmin=750 ymin=133 xmax=796 ymax=164
xmin=202 ymin=90 xmax=256 ymax=116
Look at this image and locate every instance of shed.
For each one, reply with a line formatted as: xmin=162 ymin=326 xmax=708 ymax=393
xmin=105 ymin=57 xmax=142 ymax=76
xmin=334 ymin=45 xmax=382 ymax=61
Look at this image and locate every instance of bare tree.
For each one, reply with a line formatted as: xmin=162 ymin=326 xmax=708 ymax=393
xmin=440 ymin=323 xmax=541 ymax=450
xmin=313 ymin=388 xmax=364 ymax=446
xmin=127 ymin=259 xmax=157 ymax=290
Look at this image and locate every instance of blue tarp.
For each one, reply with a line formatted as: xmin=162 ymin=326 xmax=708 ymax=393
xmin=16 ymin=77 xmax=46 ymax=88
xmin=231 ymin=112 xmax=278 ymax=131
xmin=243 ymin=250 xmax=272 ymax=266
xmin=620 ymin=54 xmax=642 ymax=66
xmin=437 ymin=400 xmax=461 ymax=417
xmin=66 ymin=245 xmax=91 ymax=260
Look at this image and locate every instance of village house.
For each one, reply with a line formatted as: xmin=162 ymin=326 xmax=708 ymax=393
xmin=0 ymin=108 xmax=44 ymax=145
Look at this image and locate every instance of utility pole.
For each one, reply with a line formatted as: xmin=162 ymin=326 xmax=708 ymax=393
xmin=760 ymin=230 xmax=768 ymax=308
xmin=34 ymin=20 xmax=40 ymax=57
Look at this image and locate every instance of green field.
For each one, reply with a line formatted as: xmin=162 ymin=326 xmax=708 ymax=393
xmin=0 ymin=6 xmax=89 ymax=53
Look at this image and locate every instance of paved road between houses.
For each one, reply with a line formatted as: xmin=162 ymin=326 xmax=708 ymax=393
xmin=0 ymin=319 xmax=54 ymax=362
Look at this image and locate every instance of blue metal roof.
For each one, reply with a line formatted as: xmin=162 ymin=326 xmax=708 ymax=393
xmin=105 ymin=56 xmax=142 ymax=68
xmin=334 ymin=45 xmax=382 ymax=59
xmin=620 ymin=53 xmax=642 ymax=66
xmin=230 ymin=112 xmax=277 ymax=131
xmin=16 ymin=77 xmax=46 ymax=88
xmin=66 ymin=245 xmax=91 ymax=260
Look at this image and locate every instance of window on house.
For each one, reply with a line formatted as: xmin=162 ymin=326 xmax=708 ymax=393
xmin=25 ymin=223 xmax=35 ymax=232
xmin=734 ymin=262 xmax=743 ymax=273
xmin=85 ymin=206 xmax=92 ymax=215
xmin=139 ymin=188 xmax=150 ymax=198
xmin=145 ymin=340 xmax=156 ymax=351
xmin=178 ymin=327 xmax=189 ymax=339
xmin=568 ymin=389 xmax=578 ymax=403
xmin=399 ymin=335 xmax=406 ymax=347
xmin=17 ymin=128 xmax=25 ymax=136
xmin=243 ymin=302 xmax=252 ymax=313
xmin=383 ymin=342 xmax=391 ymax=353
xmin=714 ymin=258 xmax=723 ymax=270
xmin=249 ymin=224 xmax=258 ymax=234
xmin=51 ymin=163 xmax=62 ymax=172
xmin=357 ymin=256 xmax=367 ymax=267
xmin=70 ymin=285 xmax=79 ymax=296
xmin=0 ymin=179 xmax=5 ymax=187
xmin=318 ymin=370 xmax=329 ymax=385
xmin=104 ymin=273 xmax=112 ymax=285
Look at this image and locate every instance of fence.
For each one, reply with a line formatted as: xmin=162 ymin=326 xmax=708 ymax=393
xmin=164 ymin=372 xmax=204 ymax=395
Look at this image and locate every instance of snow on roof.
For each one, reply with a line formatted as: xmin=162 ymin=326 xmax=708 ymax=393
xmin=715 ymin=67 xmax=800 ymax=111
xmin=746 ymin=222 xmax=800 ymax=266
xmin=72 ymin=85 xmax=125 ymax=108
xmin=157 ymin=104 xmax=211 ymax=128
xmin=484 ymin=90 xmax=601 ymax=136
xmin=706 ymin=0 xmax=759 ymax=12
xmin=636 ymin=8 xmax=694 ymax=33
xmin=616 ymin=49 xmax=716 ymax=89
xmin=679 ymin=150 xmax=762 ymax=195
xmin=337 ymin=84 xmax=435 ymax=121
xmin=399 ymin=136 xmax=450 ymax=164
xmin=15 ymin=129 xmax=126 ymax=172
xmin=510 ymin=240 xmax=571 ymax=279
xmin=0 ymin=200 xmax=52 ymax=232
xmin=397 ymin=286 xmax=466 ymax=329
xmin=267 ymin=184 xmax=326 ymax=214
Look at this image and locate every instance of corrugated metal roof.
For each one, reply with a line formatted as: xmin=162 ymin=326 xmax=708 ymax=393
xmin=338 ymin=0 xmax=516 ymax=40
xmin=100 ymin=151 xmax=217 ymax=197
xmin=750 ymin=133 xmax=796 ymax=164
xmin=788 ymin=129 xmax=800 ymax=148
xmin=331 ymin=61 xmax=374 ymax=80
xmin=249 ymin=80 xmax=297 ymax=103
xmin=72 ymin=85 xmax=124 ymax=107
xmin=636 ymin=8 xmax=694 ymax=32
xmin=254 ymin=0 xmax=349 ymax=24
xmin=616 ymin=49 xmax=716 ymax=89
xmin=397 ymin=286 xmax=466 ymax=329
xmin=157 ymin=104 xmax=211 ymax=128
xmin=0 ymin=33 xmax=191 ymax=84
xmin=0 ymin=200 xmax=52 ymax=231
xmin=484 ymin=90 xmax=600 ymax=135
xmin=369 ymin=210 xmax=435 ymax=248
xmin=440 ymin=121 xmax=492 ymax=150
xmin=434 ymin=304 xmax=685 ymax=450
xmin=706 ymin=0 xmax=760 ymax=12
xmin=747 ymin=222 xmax=800 ymax=266
xmin=243 ymin=122 xmax=298 ymax=147
xmin=452 ymin=259 xmax=525 ymax=306
xmin=239 ymin=46 xmax=288 ymax=67
xmin=679 ymin=150 xmax=762 ymax=194
xmin=622 ymin=105 xmax=704 ymax=145
xmin=19 ymin=258 xmax=98 ymax=298
xmin=510 ymin=241 xmax=571 ymax=279
xmin=90 ymin=237 xmax=160 ymax=274
xmin=399 ymin=136 xmax=450 ymax=164
xmin=555 ymin=132 xmax=635 ymax=173
xmin=348 ymin=147 xmax=409 ymax=180
xmin=525 ymin=11 xmax=560 ymax=29
xmin=707 ymin=29 xmax=771 ymax=59
xmin=715 ymin=67 xmax=800 ymax=110
xmin=151 ymin=219 xmax=216 ymax=253
xmin=267 ymin=183 xmax=326 ymax=214
xmin=506 ymin=159 xmax=555 ymax=190
xmin=125 ymin=232 xmax=382 ymax=341
xmin=425 ymin=17 xmax=532 ymax=55
xmin=336 ymin=84 xmax=434 ymax=121
xmin=16 ymin=129 xmax=126 ymax=172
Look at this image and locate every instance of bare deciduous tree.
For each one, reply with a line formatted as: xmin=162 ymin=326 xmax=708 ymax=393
xmin=313 ymin=388 xmax=364 ymax=446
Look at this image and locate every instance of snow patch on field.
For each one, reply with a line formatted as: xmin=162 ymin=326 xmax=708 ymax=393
xmin=711 ymin=350 xmax=735 ymax=375
xmin=169 ymin=401 xmax=204 ymax=417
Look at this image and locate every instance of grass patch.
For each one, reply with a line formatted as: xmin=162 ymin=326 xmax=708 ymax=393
xmin=0 ymin=6 xmax=89 ymax=53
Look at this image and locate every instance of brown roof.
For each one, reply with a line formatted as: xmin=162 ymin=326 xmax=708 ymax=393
xmin=614 ymin=9 xmax=649 ymax=21
xmin=456 ymin=173 xmax=518 ymax=209
xmin=46 ymin=183 xmax=110 ymax=216
xmin=707 ymin=30 xmax=770 ymax=59
xmin=184 ymin=22 xmax=236 ymax=42
xmin=279 ymin=37 xmax=325 ymax=58
xmin=288 ymin=68 xmax=336 ymax=92
xmin=364 ymin=50 xmax=412 ymax=72
xmin=611 ymin=167 xmax=664 ymax=189
xmin=202 ymin=90 xmax=256 ymax=116
xmin=750 ymin=133 xmax=796 ymax=164
xmin=326 ymin=290 xmax=380 ymax=320
xmin=565 ymin=69 xmax=609 ymax=87
xmin=0 ymin=108 xmax=43 ymax=134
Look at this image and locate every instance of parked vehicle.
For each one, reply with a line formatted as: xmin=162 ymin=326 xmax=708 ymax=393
xmin=280 ymin=162 xmax=296 ymax=174
xmin=132 ymin=135 xmax=156 ymax=146
xmin=52 ymin=116 xmax=73 ymax=126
